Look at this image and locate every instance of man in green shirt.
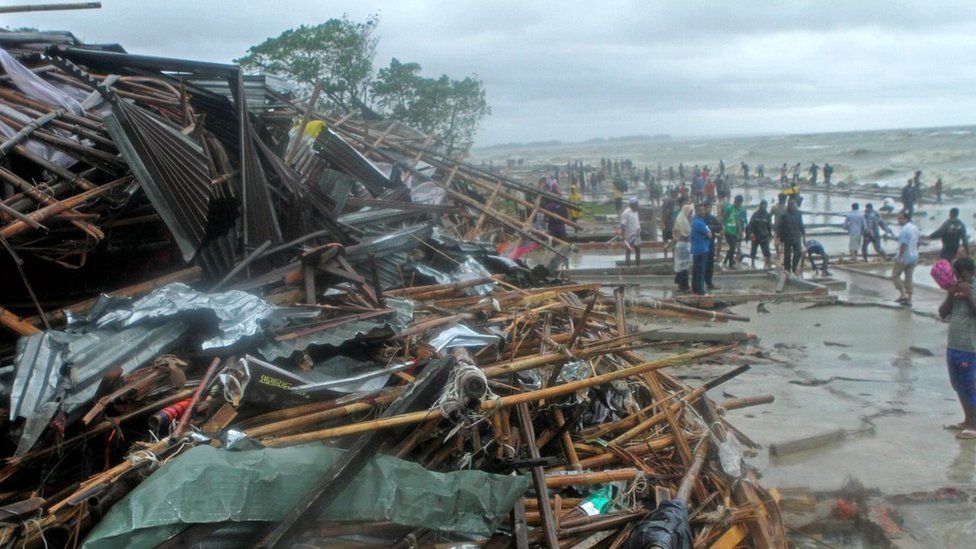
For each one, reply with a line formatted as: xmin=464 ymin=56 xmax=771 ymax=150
xmin=722 ymin=195 xmax=745 ymax=269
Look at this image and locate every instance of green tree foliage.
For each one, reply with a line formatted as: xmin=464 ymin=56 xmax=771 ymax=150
xmin=371 ymin=58 xmax=490 ymax=153
xmin=235 ymin=14 xmax=378 ymax=109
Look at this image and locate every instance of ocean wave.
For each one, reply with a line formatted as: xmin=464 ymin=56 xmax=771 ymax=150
xmin=927 ymin=130 xmax=974 ymax=137
xmin=844 ymin=148 xmax=873 ymax=156
xmin=794 ymin=145 xmax=829 ymax=150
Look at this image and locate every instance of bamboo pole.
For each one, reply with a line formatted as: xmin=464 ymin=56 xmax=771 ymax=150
xmin=262 ymin=345 xmax=732 ymax=447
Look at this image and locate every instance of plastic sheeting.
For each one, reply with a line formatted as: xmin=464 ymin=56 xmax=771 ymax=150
xmin=96 ymin=283 xmax=275 ymax=350
xmin=82 ymin=443 xmax=530 ymax=549
xmin=623 ymin=500 xmax=692 ymax=549
xmin=0 ymin=103 xmax=78 ymax=167
xmin=0 ymin=48 xmax=84 ymax=115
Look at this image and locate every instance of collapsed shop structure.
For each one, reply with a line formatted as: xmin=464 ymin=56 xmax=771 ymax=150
xmin=0 ymin=31 xmax=785 ymax=548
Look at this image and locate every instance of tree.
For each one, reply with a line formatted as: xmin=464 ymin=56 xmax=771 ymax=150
xmin=371 ymin=58 xmax=490 ymax=153
xmin=235 ymin=14 xmax=378 ymax=110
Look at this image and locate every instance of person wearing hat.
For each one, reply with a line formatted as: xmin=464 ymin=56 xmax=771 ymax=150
xmin=620 ymin=197 xmax=642 ymax=266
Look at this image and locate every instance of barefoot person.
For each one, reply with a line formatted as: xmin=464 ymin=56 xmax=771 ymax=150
xmin=892 ymin=210 xmax=920 ymax=305
xmin=620 ymin=197 xmax=642 ymax=267
xmin=939 ymin=257 xmax=976 ymax=439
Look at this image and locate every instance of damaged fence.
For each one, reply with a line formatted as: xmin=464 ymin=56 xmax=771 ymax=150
xmin=0 ymin=30 xmax=785 ymax=548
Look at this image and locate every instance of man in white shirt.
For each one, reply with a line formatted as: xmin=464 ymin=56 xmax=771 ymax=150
xmin=620 ymin=197 xmax=642 ymax=266
xmin=892 ymin=210 xmax=920 ymax=305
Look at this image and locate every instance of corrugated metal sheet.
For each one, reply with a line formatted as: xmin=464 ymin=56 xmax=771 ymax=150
xmin=96 ymin=283 xmax=275 ymax=350
xmin=10 ymin=320 xmax=188 ymax=455
xmin=314 ymin=128 xmax=391 ymax=196
xmin=257 ymin=298 xmax=413 ymax=360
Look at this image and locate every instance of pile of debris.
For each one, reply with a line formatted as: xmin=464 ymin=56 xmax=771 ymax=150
xmin=0 ymin=31 xmax=784 ymax=548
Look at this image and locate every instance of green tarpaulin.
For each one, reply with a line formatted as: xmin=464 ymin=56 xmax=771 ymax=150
xmin=83 ymin=443 xmax=529 ymax=549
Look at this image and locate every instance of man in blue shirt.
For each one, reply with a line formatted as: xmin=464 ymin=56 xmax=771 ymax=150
xmin=691 ymin=202 xmax=713 ymax=295
xmin=893 ymin=210 xmax=920 ymax=305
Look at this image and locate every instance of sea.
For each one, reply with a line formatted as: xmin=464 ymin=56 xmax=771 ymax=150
xmin=473 ymin=125 xmax=976 ymax=190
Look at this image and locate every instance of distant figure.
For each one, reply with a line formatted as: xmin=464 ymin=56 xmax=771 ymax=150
xmin=678 ymin=163 xmax=685 ymax=182
xmin=568 ymin=184 xmax=583 ymax=232
xmin=935 ymin=177 xmax=944 ymax=204
xmin=930 ymin=208 xmax=970 ymax=260
xmin=723 ymin=195 xmax=745 ymax=269
xmin=704 ymin=201 xmax=723 ymax=290
xmin=805 ymin=239 xmax=830 ymax=277
xmin=704 ymin=177 xmax=716 ymax=202
xmin=823 ymin=162 xmax=834 ymax=186
xmin=862 ymin=203 xmax=893 ymax=260
xmin=779 ymin=163 xmax=788 ymax=185
xmin=808 ymin=163 xmax=819 ymax=186
xmin=620 ymin=197 xmax=642 ymax=267
xmin=843 ymin=203 xmax=865 ymax=259
xmin=892 ymin=210 xmax=919 ymax=305
xmin=668 ymin=166 xmax=675 ymax=184
xmin=649 ymin=177 xmax=663 ymax=205
xmin=719 ymin=159 xmax=726 ymax=177
xmin=747 ymin=199 xmax=773 ymax=268
xmin=612 ymin=176 xmax=626 ymax=212
xmin=672 ymin=203 xmax=694 ymax=292
xmin=702 ymin=166 xmax=711 ymax=188
xmin=901 ymin=179 xmax=916 ymax=215
xmin=741 ymin=162 xmax=750 ymax=184
xmin=770 ymin=193 xmax=789 ymax=260
xmin=938 ymin=256 xmax=976 ymax=439
xmin=691 ymin=202 xmax=713 ymax=295
xmin=757 ymin=164 xmax=765 ymax=179
xmin=777 ymin=199 xmax=806 ymax=274
xmin=544 ymin=182 xmax=569 ymax=242
xmin=661 ymin=189 xmax=679 ymax=241
xmin=914 ymin=169 xmax=922 ymax=187
xmin=792 ymin=162 xmax=801 ymax=185
xmin=692 ymin=173 xmax=705 ymax=202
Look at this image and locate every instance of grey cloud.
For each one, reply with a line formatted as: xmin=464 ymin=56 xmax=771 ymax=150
xmin=3 ymin=0 xmax=974 ymax=145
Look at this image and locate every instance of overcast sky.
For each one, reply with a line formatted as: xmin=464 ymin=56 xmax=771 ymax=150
xmin=3 ymin=1 xmax=975 ymax=145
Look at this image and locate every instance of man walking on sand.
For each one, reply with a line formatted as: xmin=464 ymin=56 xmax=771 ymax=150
xmin=843 ymin=203 xmax=865 ymax=259
xmin=939 ymin=257 xmax=976 ymax=439
xmin=620 ymin=197 xmax=641 ymax=267
xmin=892 ymin=210 xmax=920 ymax=305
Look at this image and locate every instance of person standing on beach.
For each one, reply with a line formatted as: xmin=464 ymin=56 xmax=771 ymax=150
xmin=672 ymin=203 xmax=694 ymax=292
xmin=930 ymin=208 xmax=970 ymax=261
xmin=938 ymin=257 xmax=976 ymax=439
xmin=777 ymin=199 xmax=805 ymax=274
xmin=692 ymin=172 xmax=705 ymax=202
xmin=668 ymin=166 xmax=675 ymax=186
xmin=861 ymin=203 xmax=893 ymax=260
xmin=747 ymin=199 xmax=773 ymax=268
xmin=823 ymin=163 xmax=833 ymax=186
xmin=705 ymin=199 xmax=723 ymax=289
xmin=723 ymin=195 xmax=745 ymax=269
xmin=780 ymin=163 xmax=788 ymax=186
xmin=620 ymin=197 xmax=642 ymax=267
xmin=892 ymin=210 xmax=920 ymax=305
xmin=568 ymin=184 xmax=583 ymax=232
xmin=901 ymin=179 xmax=916 ymax=215
xmin=770 ymin=193 xmax=788 ymax=261
xmin=757 ymin=164 xmax=765 ymax=179
xmin=741 ymin=162 xmax=750 ymax=184
xmin=679 ymin=163 xmax=685 ymax=183
xmin=935 ymin=177 xmax=944 ymax=204
xmin=808 ymin=163 xmax=819 ymax=186
xmin=691 ymin=202 xmax=713 ymax=295
xmin=843 ymin=203 xmax=865 ymax=259
xmin=719 ymin=160 xmax=725 ymax=177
